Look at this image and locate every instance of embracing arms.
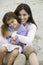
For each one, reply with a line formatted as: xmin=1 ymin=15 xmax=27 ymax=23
xmin=12 ymin=24 xmax=37 ymax=46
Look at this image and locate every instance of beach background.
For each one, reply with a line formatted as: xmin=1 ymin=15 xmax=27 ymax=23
xmin=0 ymin=0 xmax=43 ymax=65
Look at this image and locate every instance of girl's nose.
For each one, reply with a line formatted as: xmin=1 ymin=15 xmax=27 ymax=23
xmin=10 ymin=23 xmax=14 ymax=27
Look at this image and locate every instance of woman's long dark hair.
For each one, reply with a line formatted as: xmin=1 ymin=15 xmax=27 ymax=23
xmin=14 ymin=3 xmax=37 ymax=27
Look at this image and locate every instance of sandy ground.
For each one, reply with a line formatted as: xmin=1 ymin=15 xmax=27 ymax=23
xmin=0 ymin=0 xmax=43 ymax=65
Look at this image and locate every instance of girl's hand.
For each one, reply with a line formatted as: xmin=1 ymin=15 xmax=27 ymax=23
xmin=11 ymin=40 xmax=16 ymax=44
xmin=12 ymin=35 xmax=18 ymax=41
xmin=11 ymin=35 xmax=18 ymax=44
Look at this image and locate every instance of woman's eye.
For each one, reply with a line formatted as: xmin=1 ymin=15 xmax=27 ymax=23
xmin=19 ymin=14 xmax=26 ymax=16
xmin=23 ymin=14 xmax=26 ymax=16
xmin=11 ymin=21 xmax=14 ymax=23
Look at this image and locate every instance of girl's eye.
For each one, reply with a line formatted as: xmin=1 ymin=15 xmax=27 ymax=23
xmin=8 ymin=21 xmax=14 ymax=26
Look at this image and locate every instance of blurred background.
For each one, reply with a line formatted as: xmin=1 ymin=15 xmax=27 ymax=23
xmin=0 ymin=0 xmax=43 ymax=65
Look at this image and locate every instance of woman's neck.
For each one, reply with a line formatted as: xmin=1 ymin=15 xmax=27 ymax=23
xmin=23 ymin=23 xmax=28 ymax=26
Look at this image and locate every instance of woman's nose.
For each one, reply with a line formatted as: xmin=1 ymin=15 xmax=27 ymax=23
xmin=21 ymin=15 xmax=24 ymax=19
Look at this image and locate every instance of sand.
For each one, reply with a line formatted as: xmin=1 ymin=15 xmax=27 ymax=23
xmin=0 ymin=0 xmax=43 ymax=65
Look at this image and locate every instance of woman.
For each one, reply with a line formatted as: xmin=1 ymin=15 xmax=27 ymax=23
xmin=13 ymin=3 xmax=39 ymax=65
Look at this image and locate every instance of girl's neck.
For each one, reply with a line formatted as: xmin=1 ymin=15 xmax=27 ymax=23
xmin=14 ymin=23 xmax=20 ymax=31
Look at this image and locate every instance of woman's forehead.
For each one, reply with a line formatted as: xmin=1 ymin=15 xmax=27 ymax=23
xmin=19 ymin=9 xmax=28 ymax=15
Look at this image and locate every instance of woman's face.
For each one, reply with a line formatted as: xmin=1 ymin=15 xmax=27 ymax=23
xmin=18 ymin=9 xmax=30 ymax=25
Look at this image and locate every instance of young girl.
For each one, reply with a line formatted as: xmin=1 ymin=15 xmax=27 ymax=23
xmin=0 ymin=12 xmax=26 ymax=65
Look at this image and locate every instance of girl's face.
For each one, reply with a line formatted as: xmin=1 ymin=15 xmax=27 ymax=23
xmin=7 ymin=18 xmax=18 ymax=29
xmin=18 ymin=9 xmax=30 ymax=25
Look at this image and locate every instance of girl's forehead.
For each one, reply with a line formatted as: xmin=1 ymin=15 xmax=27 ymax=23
xmin=9 ymin=18 xmax=17 ymax=22
xmin=7 ymin=18 xmax=17 ymax=24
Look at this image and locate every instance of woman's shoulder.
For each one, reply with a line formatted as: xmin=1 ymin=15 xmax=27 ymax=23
xmin=0 ymin=25 xmax=2 ymax=35
xmin=0 ymin=26 xmax=1 ymax=32
xmin=29 ymin=23 xmax=37 ymax=29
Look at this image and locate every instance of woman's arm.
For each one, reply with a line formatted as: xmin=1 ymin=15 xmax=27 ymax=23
xmin=17 ymin=24 xmax=37 ymax=45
